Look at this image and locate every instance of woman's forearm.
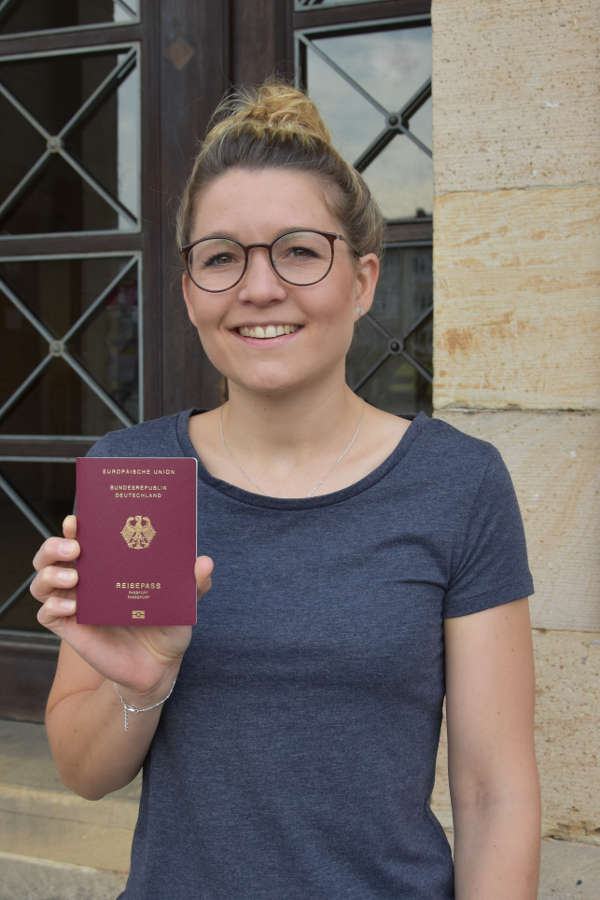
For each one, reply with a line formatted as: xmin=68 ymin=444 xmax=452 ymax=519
xmin=452 ymin=790 xmax=541 ymax=900
xmin=46 ymin=667 xmax=180 ymax=801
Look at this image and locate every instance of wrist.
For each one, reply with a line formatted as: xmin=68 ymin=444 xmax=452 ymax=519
xmin=114 ymin=663 xmax=182 ymax=710
xmin=114 ymin=674 xmax=178 ymax=732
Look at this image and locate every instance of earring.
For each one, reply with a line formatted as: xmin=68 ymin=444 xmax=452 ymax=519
xmin=356 ymin=305 xmax=364 ymax=317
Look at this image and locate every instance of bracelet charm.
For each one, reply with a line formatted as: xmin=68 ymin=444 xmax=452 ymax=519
xmin=114 ymin=679 xmax=177 ymax=731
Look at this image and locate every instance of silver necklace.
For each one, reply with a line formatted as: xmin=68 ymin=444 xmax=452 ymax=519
xmin=218 ymin=400 xmax=366 ymax=498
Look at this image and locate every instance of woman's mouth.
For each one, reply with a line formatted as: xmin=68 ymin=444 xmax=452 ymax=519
xmin=236 ymin=324 xmax=301 ymax=339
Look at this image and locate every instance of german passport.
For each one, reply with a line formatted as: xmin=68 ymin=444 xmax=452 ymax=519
xmin=75 ymin=457 xmax=198 ymax=626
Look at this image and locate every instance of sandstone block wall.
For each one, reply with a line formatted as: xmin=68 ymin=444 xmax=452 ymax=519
xmin=430 ymin=0 xmax=600 ymax=847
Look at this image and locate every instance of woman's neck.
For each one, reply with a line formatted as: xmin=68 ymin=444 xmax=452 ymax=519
xmin=188 ymin=376 xmax=408 ymax=499
xmin=223 ymin=378 xmax=363 ymax=466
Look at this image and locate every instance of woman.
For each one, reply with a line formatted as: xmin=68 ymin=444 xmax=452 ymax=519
xmin=31 ymin=81 xmax=540 ymax=899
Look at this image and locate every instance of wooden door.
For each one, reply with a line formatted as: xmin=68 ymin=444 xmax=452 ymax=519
xmin=0 ymin=0 xmax=430 ymax=720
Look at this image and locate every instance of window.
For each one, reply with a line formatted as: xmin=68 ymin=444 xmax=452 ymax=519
xmin=296 ymin=4 xmax=433 ymax=416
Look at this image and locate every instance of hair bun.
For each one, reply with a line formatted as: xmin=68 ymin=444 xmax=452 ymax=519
xmin=177 ymin=78 xmax=384 ymax=258
xmin=206 ymin=81 xmax=333 ymax=149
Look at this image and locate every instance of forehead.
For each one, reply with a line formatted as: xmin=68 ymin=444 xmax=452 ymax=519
xmin=190 ymin=167 xmax=341 ymax=238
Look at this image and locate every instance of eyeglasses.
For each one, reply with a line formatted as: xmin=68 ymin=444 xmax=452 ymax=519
xmin=180 ymin=229 xmax=353 ymax=293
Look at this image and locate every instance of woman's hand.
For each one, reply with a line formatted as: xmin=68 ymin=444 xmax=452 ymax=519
xmin=31 ymin=514 xmax=213 ymax=700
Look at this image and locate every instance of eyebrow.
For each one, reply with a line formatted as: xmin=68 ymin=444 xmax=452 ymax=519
xmin=191 ymin=227 xmax=330 ymax=244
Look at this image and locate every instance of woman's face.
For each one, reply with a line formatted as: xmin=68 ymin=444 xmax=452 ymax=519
xmin=182 ymin=167 xmax=379 ymax=399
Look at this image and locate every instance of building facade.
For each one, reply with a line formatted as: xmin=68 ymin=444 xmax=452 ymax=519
xmin=0 ymin=0 xmax=597 ymax=865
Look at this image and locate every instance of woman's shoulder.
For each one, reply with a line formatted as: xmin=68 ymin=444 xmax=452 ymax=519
xmin=411 ymin=413 xmax=500 ymax=467
xmin=86 ymin=410 xmax=194 ymax=458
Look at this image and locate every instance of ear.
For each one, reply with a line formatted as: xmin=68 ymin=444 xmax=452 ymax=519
xmin=353 ymin=253 xmax=379 ymax=320
xmin=181 ymin=273 xmax=198 ymax=328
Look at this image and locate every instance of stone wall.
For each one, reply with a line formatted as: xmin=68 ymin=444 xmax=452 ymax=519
xmin=429 ymin=0 xmax=600 ymax=846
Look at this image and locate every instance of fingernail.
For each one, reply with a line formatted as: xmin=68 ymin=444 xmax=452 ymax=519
xmin=58 ymin=569 xmax=76 ymax=585
xmin=59 ymin=540 xmax=76 ymax=557
xmin=59 ymin=599 xmax=76 ymax=613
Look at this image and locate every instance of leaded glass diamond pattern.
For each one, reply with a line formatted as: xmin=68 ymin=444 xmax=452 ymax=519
xmin=0 ymin=254 xmax=140 ymax=627
xmin=0 ymin=0 xmax=139 ymax=36
xmin=0 ymin=254 xmax=141 ymax=434
xmin=0 ymin=45 xmax=140 ymax=234
xmin=297 ymin=17 xmax=433 ymax=415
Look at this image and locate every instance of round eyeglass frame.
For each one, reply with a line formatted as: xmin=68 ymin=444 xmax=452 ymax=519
xmin=180 ymin=229 xmax=355 ymax=293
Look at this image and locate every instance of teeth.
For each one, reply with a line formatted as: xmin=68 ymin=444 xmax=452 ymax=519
xmin=238 ymin=324 xmax=300 ymax=339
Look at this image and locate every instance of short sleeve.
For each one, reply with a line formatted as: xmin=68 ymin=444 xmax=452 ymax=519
xmin=444 ymin=445 xmax=534 ymax=618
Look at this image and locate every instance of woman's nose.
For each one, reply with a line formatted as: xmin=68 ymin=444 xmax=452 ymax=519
xmin=237 ymin=246 xmax=287 ymax=303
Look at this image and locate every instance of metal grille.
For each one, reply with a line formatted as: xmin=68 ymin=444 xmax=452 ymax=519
xmin=0 ymin=0 xmax=139 ymax=36
xmin=295 ymin=1 xmax=380 ymax=9
xmin=1 ymin=253 xmax=141 ymax=433
xmin=0 ymin=252 xmax=141 ymax=627
xmin=296 ymin=16 xmax=433 ymax=416
xmin=0 ymin=44 xmax=141 ymax=234
xmin=0 ymin=11 xmax=143 ymax=634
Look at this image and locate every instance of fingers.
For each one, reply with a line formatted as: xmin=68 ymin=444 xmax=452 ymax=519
xmin=32 ymin=535 xmax=79 ymax=573
xmin=194 ymin=555 xmax=214 ymax=597
xmin=31 ymin=562 xmax=79 ymax=601
xmin=36 ymin=591 xmax=77 ymax=629
xmin=31 ymin=520 xmax=80 ymax=634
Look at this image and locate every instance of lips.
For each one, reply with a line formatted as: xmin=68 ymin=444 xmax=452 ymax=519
xmin=236 ymin=324 xmax=301 ymax=339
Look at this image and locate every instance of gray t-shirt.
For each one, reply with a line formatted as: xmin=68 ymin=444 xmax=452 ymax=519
xmin=88 ymin=409 xmax=533 ymax=900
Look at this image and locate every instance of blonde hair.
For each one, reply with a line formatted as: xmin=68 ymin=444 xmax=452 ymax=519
xmin=176 ymin=80 xmax=384 ymax=258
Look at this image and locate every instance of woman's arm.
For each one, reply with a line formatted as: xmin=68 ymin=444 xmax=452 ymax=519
xmin=445 ymin=597 xmax=541 ymax=900
xmin=44 ymin=640 xmax=181 ymax=800
xmin=32 ymin=515 xmax=213 ymax=801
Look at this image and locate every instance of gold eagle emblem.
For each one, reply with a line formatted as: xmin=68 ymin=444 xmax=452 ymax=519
xmin=120 ymin=515 xmax=156 ymax=550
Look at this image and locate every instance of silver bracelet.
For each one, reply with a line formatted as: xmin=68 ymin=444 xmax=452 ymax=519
xmin=113 ymin=679 xmax=177 ymax=732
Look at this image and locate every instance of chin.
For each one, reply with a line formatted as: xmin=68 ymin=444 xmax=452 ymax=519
xmin=228 ymin=374 xmax=299 ymax=397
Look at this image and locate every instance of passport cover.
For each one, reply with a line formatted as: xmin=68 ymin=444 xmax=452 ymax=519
xmin=75 ymin=457 xmax=198 ymax=626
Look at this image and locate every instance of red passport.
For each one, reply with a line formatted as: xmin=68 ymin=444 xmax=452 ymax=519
xmin=75 ymin=457 xmax=198 ymax=626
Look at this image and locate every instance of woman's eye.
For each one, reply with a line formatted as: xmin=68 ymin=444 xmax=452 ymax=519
xmin=287 ymin=245 xmax=318 ymax=259
xmin=204 ymin=253 xmax=236 ymax=268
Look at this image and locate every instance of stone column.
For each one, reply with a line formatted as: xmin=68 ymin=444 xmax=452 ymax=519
xmin=430 ymin=0 xmax=600 ymax=848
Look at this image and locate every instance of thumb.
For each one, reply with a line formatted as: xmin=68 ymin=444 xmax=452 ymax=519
xmin=194 ymin=555 xmax=214 ymax=596
xmin=62 ymin=514 xmax=77 ymax=540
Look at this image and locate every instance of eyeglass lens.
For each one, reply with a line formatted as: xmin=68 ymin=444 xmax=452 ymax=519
xmin=186 ymin=230 xmax=334 ymax=291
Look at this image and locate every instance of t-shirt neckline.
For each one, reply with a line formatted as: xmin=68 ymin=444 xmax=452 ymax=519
xmin=176 ymin=408 xmax=429 ymax=509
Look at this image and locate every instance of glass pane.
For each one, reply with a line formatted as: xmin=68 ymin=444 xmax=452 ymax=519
xmin=313 ymin=26 xmax=431 ymax=113
xmin=0 ymin=461 xmax=75 ymax=633
xmin=405 ymin=314 xmax=433 ymax=374
xmin=346 ymin=315 xmax=389 ymax=390
xmin=0 ymin=356 xmax=128 ymax=436
xmin=362 ymin=135 xmax=432 ymax=220
xmin=1 ymin=50 xmax=120 ymax=135
xmin=0 ymin=290 xmax=47 ymax=401
xmin=2 ymin=153 xmax=122 ymax=234
xmin=0 ymin=256 xmax=140 ymax=432
xmin=357 ymin=353 xmax=431 ymax=417
xmin=0 ymin=581 xmax=46 ymax=632
xmin=347 ymin=245 xmax=432 ymax=414
xmin=69 ymin=271 xmax=140 ymax=422
xmin=0 ymin=0 xmax=138 ymax=35
xmin=372 ymin=245 xmax=433 ymax=335
xmin=0 ymin=256 xmax=131 ymax=337
xmin=306 ymin=44 xmax=382 ymax=165
xmin=408 ymin=95 xmax=432 ymax=151
xmin=0 ymin=92 xmax=46 ymax=212
xmin=0 ymin=48 xmax=140 ymax=233
xmin=65 ymin=53 xmax=140 ymax=225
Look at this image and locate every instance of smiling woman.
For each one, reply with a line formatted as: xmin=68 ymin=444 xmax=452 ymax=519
xmin=30 ymin=80 xmax=540 ymax=900
xmin=179 ymin=164 xmax=378 ymax=407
